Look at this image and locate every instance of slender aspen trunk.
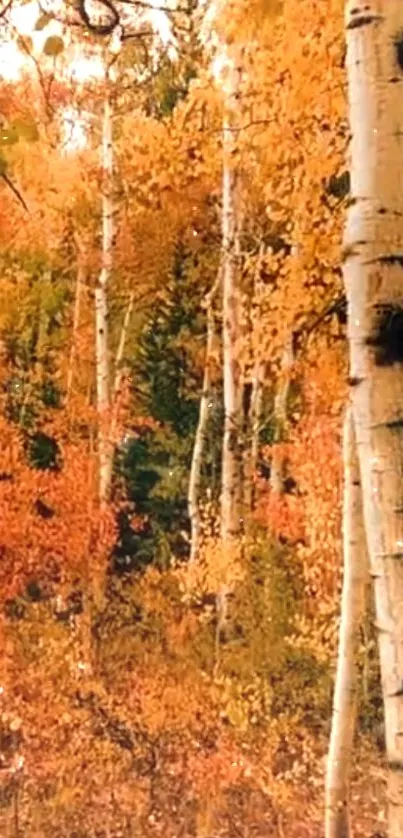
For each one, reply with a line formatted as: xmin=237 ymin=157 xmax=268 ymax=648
xmin=325 ymin=406 xmax=369 ymax=838
xmin=221 ymin=71 xmax=243 ymax=545
xmin=250 ymin=367 xmax=264 ymax=491
xmin=188 ymin=276 xmax=219 ymax=564
xmin=270 ymin=332 xmax=294 ymax=493
xmin=113 ymin=291 xmax=134 ymax=401
xmin=95 ymin=82 xmax=113 ymax=504
xmin=217 ymin=64 xmax=243 ymax=652
xmin=344 ymin=3 xmax=403 ymax=833
xmin=103 ymin=290 xmax=135 ymax=494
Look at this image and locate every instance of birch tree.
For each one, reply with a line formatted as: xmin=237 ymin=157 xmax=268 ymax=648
xmin=217 ymin=59 xmax=243 ymax=648
xmin=220 ymin=61 xmax=243 ymax=545
xmin=325 ymin=405 xmax=369 ymax=838
xmin=344 ymin=2 xmax=403 ymax=833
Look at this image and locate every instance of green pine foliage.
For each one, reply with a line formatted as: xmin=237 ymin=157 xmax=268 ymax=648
xmin=115 ymin=242 xmax=221 ymax=568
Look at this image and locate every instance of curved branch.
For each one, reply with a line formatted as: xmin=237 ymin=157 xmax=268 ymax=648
xmin=76 ymin=0 xmax=120 ymax=34
xmin=76 ymin=0 xmax=193 ymax=37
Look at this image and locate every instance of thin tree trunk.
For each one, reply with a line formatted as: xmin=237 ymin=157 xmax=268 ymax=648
xmin=220 ymin=72 xmax=243 ymax=544
xmin=113 ymin=291 xmax=134 ymax=401
xmin=103 ymin=290 xmax=135 ymax=495
xmin=188 ymin=275 xmax=220 ymax=564
xmin=344 ymin=3 xmax=403 ymax=834
xmin=217 ymin=62 xmax=243 ymax=656
xmin=270 ymin=331 xmax=294 ymax=493
xmin=95 ymin=81 xmax=113 ymax=504
xmin=325 ymin=405 xmax=369 ymax=838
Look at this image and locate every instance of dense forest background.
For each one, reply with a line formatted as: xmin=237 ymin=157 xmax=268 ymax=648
xmin=0 ymin=1 xmax=387 ymax=836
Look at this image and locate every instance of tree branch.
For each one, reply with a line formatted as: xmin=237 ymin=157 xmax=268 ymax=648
xmin=0 ymin=0 xmax=13 ymax=20
xmin=75 ymin=0 xmax=120 ymax=34
xmin=1 ymin=173 xmax=29 ymax=213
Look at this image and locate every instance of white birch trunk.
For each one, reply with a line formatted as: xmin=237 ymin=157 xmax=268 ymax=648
xmin=95 ymin=83 xmax=113 ymax=504
xmin=344 ymin=3 xmax=403 ymax=833
xmin=188 ymin=276 xmax=219 ymax=564
xmin=221 ymin=70 xmax=243 ymax=544
xmin=216 ymin=65 xmax=244 ymax=654
xmin=325 ymin=405 xmax=369 ymax=838
xmin=270 ymin=332 xmax=294 ymax=493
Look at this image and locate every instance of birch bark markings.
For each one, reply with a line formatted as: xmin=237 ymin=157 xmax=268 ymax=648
xmin=95 ymin=80 xmax=113 ymax=504
xmin=325 ymin=406 xmax=368 ymax=838
xmin=221 ymin=66 xmax=243 ymax=544
xmin=344 ymin=2 xmax=403 ymax=833
xmin=214 ymin=61 xmax=244 ymax=656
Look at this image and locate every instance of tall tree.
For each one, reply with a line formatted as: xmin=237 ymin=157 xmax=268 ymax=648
xmin=217 ymin=57 xmax=244 ymax=649
xmin=220 ymin=60 xmax=243 ymax=544
xmin=344 ymin=1 xmax=403 ymax=834
xmin=325 ymin=405 xmax=368 ymax=838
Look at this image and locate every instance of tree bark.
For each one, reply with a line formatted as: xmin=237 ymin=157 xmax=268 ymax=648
xmin=325 ymin=405 xmax=369 ymax=838
xmin=95 ymin=81 xmax=113 ymax=504
xmin=188 ymin=275 xmax=220 ymax=564
xmin=344 ymin=3 xmax=403 ymax=834
xmin=220 ymin=68 xmax=243 ymax=545
xmin=217 ymin=63 xmax=243 ymax=654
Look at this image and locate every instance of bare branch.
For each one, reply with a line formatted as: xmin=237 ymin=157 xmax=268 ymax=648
xmin=75 ymin=0 xmax=120 ymax=34
xmin=0 ymin=0 xmax=13 ymax=20
xmin=1 ymin=173 xmax=29 ymax=212
xmin=74 ymin=0 xmax=194 ymax=37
